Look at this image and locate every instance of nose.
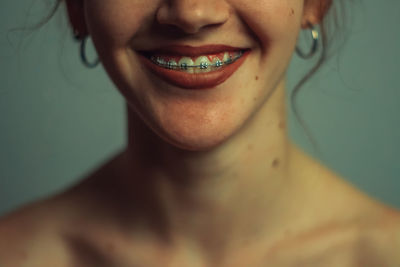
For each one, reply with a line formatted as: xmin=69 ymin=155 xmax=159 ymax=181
xmin=156 ymin=0 xmax=231 ymax=34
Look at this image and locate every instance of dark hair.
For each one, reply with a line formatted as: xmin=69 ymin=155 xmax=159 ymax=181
xmin=291 ymin=0 xmax=351 ymax=157
xmin=25 ymin=0 xmax=351 ymax=156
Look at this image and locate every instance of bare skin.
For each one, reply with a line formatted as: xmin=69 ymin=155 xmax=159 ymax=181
xmin=1 ymin=85 xmax=399 ymax=267
xmin=1 ymin=0 xmax=400 ymax=266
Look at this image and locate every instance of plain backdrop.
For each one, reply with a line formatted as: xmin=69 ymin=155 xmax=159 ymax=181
xmin=0 ymin=0 xmax=399 ymax=215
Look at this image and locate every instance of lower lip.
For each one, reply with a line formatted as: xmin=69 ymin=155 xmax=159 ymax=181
xmin=137 ymin=50 xmax=251 ymax=90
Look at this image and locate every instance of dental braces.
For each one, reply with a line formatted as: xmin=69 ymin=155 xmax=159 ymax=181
xmin=149 ymin=51 xmax=243 ymax=70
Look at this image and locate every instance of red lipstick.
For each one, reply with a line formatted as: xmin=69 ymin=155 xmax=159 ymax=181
xmin=137 ymin=45 xmax=251 ymax=90
xmin=140 ymin=44 xmax=248 ymax=57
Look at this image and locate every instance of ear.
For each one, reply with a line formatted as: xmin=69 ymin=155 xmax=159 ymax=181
xmin=301 ymin=0 xmax=333 ymax=28
xmin=65 ymin=0 xmax=88 ymax=38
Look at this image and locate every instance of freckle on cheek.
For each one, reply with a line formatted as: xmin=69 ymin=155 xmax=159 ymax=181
xmin=255 ymin=76 xmax=259 ymax=81
xmin=290 ymin=8 xmax=295 ymax=15
xmin=272 ymin=158 xmax=280 ymax=168
xmin=106 ymin=243 xmax=115 ymax=253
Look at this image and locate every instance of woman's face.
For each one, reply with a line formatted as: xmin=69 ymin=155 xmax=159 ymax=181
xmin=70 ymin=0 xmax=327 ymax=150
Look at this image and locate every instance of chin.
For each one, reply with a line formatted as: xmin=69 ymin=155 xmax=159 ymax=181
xmin=151 ymin=113 xmax=241 ymax=152
xmin=162 ymin=130 xmax=232 ymax=152
xmin=136 ymin=93 xmax=246 ymax=151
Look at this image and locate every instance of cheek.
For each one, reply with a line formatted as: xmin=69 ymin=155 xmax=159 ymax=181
xmin=234 ymin=0 xmax=303 ymax=48
xmin=268 ymin=1 xmax=303 ymax=43
xmin=84 ymin=0 xmax=155 ymax=46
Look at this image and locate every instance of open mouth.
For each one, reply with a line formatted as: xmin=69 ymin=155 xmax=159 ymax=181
xmin=137 ymin=45 xmax=251 ymax=89
xmin=140 ymin=50 xmax=246 ymax=74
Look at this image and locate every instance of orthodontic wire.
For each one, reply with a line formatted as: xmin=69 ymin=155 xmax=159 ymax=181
xmin=150 ymin=53 xmax=243 ymax=70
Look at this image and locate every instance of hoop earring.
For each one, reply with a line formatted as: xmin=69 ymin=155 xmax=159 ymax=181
xmin=295 ymin=23 xmax=319 ymax=59
xmin=79 ymin=35 xmax=100 ymax=68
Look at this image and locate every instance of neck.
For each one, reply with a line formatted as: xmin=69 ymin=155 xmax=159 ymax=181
xmin=114 ymin=80 xmax=304 ymax=261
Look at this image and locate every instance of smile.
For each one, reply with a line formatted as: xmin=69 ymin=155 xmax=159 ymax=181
xmin=137 ymin=45 xmax=251 ymax=90
xmin=146 ymin=51 xmax=244 ymax=73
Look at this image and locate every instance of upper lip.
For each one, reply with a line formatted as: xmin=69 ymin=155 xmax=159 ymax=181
xmin=138 ymin=44 xmax=249 ymax=57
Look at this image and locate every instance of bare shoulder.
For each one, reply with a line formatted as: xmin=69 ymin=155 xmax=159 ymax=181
xmin=0 ymin=199 xmax=72 ymax=267
xmin=0 ymin=154 xmax=124 ymax=266
xmin=356 ymin=207 xmax=400 ymax=265
xmin=289 ymin=143 xmax=400 ymax=265
xmin=277 ymin=206 xmax=400 ymax=267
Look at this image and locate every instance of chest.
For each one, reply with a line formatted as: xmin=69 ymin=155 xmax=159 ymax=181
xmin=73 ymin=242 xmax=374 ymax=267
xmin=67 ymin=227 xmax=391 ymax=267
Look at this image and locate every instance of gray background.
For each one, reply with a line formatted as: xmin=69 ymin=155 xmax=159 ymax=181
xmin=0 ymin=0 xmax=399 ymax=216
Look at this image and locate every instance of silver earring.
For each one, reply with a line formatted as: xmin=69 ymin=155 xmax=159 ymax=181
xmin=77 ymin=34 xmax=100 ymax=68
xmin=296 ymin=23 xmax=319 ymax=59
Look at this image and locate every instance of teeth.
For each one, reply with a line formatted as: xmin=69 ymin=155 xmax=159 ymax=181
xmin=233 ymin=50 xmax=243 ymax=58
xmin=178 ymin=57 xmax=194 ymax=73
xmin=155 ymin=56 xmax=166 ymax=65
xmin=212 ymin=57 xmax=223 ymax=69
xmin=194 ymin=56 xmax=212 ymax=74
xmin=166 ymin=60 xmax=178 ymax=69
xmin=223 ymin=52 xmax=233 ymax=64
xmin=149 ymin=50 xmax=245 ymax=73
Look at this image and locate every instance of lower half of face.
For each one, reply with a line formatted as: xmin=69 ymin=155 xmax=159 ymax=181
xmin=85 ymin=0 xmax=303 ymax=151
